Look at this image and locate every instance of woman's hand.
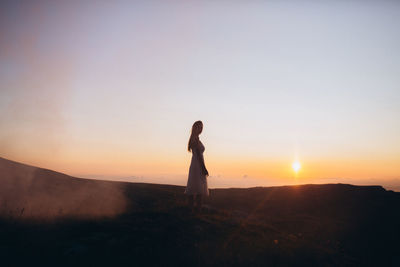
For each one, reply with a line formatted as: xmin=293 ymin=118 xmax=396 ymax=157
xmin=202 ymin=167 xmax=209 ymax=177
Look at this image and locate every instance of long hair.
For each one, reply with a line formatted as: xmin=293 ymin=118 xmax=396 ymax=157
xmin=188 ymin=120 xmax=203 ymax=152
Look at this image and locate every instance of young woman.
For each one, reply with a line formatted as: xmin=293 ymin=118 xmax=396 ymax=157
xmin=185 ymin=120 xmax=209 ymax=212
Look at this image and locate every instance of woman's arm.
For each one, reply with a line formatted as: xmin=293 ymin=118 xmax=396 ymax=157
xmin=195 ymin=147 xmax=209 ymax=177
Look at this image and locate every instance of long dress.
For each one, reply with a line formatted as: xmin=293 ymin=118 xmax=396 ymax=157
xmin=184 ymin=140 xmax=209 ymax=196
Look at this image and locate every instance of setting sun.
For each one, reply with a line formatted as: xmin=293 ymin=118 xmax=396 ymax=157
xmin=292 ymin=161 xmax=301 ymax=173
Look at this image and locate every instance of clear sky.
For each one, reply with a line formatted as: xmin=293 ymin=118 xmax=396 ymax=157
xmin=1 ymin=1 xmax=399 ymax=189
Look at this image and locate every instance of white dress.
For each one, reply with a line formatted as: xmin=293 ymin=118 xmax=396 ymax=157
xmin=184 ymin=140 xmax=209 ymax=196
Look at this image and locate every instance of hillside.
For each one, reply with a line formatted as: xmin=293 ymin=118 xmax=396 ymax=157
xmin=1 ymin=157 xmax=399 ymax=266
xmin=0 ymin=157 xmax=127 ymax=219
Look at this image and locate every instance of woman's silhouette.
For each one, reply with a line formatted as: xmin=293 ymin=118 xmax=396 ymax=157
xmin=185 ymin=120 xmax=209 ymax=212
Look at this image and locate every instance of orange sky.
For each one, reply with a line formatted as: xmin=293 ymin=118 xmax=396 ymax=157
xmin=1 ymin=1 xmax=399 ymax=190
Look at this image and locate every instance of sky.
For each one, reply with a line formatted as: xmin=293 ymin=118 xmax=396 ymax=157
xmin=1 ymin=1 xmax=399 ymax=190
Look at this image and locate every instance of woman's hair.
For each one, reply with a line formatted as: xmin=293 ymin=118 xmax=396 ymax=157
xmin=188 ymin=120 xmax=203 ymax=152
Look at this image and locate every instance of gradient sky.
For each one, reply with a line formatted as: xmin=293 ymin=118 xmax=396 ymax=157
xmin=1 ymin=1 xmax=399 ymax=189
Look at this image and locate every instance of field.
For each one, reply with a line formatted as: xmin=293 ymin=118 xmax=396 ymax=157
xmin=1 ymin=157 xmax=399 ymax=266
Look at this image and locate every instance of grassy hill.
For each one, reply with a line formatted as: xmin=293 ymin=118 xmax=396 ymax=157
xmin=1 ymin=157 xmax=399 ymax=266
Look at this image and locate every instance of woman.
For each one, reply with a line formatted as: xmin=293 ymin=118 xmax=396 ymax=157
xmin=185 ymin=120 xmax=209 ymax=212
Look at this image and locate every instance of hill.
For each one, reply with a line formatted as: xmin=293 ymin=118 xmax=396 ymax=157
xmin=0 ymin=157 xmax=399 ymax=266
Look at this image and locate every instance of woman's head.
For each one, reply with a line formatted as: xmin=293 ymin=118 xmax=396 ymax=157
xmin=188 ymin=120 xmax=203 ymax=151
xmin=191 ymin=120 xmax=203 ymax=136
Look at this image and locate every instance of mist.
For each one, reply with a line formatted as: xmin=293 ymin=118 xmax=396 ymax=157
xmin=0 ymin=157 xmax=128 ymax=221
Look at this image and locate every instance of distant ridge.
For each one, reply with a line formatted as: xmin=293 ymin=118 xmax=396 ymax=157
xmin=0 ymin=156 xmax=398 ymax=221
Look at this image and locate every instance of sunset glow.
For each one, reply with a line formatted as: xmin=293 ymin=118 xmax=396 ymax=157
xmin=0 ymin=1 xmax=399 ymax=190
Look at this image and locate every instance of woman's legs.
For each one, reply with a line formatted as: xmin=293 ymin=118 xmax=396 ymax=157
xmin=188 ymin=194 xmax=203 ymax=213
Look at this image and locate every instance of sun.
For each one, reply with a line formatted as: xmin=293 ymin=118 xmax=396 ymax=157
xmin=292 ymin=161 xmax=301 ymax=173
